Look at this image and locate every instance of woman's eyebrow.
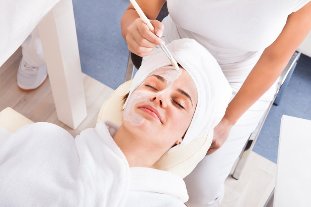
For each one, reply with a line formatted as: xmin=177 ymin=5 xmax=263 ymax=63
xmin=177 ymin=89 xmax=193 ymax=106
xmin=151 ymin=74 xmax=166 ymax=83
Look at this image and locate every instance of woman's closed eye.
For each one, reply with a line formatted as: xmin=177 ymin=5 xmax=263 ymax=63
xmin=145 ymin=84 xmax=158 ymax=91
xmin=172 ymin=98 xmax=185 ymax=109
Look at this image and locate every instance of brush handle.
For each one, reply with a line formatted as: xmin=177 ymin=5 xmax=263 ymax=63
xmin=129 ymin=0 xmax=179 ymax=70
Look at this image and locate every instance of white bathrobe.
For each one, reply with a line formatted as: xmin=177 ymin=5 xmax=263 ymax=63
xmin=0 ymin=122 xmax=188 ymax=207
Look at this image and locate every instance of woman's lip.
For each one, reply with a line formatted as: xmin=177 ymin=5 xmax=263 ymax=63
xmin=138 ymin=105 xmax=163 ymax=124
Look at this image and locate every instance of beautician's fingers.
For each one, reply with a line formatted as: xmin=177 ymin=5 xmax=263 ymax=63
xmin=151 ymin=19 xmax=164 ymax=38
xmin=125 ymin=18 xmax=163 ymax=56
xmin=207 ymin=139 xmax=224 ymax=155
xmin=127 ymin=35 xmax=154 ymax=56
xmin=132 ymin=25 xmax=158 ymax=48
xmin=207 ymin=118 xmax=232 ymax=154
xmin=137 ymin=19 xmax=163 ymax=44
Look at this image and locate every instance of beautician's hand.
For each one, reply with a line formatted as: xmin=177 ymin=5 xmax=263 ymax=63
xmin=207 ymin=117 xmax=233 ymax=154
xmin=125 ymin=18 xmax=164 ymax=56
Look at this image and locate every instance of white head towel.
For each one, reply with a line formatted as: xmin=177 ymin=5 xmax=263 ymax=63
xmin=126 ymin=38 xmax=232 ymax=145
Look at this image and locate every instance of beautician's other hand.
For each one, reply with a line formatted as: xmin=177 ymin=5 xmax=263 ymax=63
xmin=207 ymin=117 xmax=233 ymax=154
xmin=125 ymin=18 xmax=164 ymax=57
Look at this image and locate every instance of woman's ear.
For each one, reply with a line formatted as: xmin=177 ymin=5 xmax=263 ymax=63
xmin=121 ymin=93 xmax=130 ymax=111
xmin=175 ymin=139 xmax=182 ymax=145
xmin=171 ymin=138 xmax=183 ymax=148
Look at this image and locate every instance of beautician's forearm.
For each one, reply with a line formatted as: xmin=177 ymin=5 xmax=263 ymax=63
xmin=223 ymin=50 xmax=289 ymax=125
xmin=224 ymin=2 xmax=311 ymax=124
xmin=223 ymin=2 xmax=311 ymax=125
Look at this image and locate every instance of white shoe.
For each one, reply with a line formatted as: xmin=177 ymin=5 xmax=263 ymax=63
xmin=17 ymin=58 xmax=47 ymax=90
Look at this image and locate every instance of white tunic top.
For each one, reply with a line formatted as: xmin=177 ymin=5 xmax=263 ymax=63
xmin=164 ymin=0 xmax=310 ymax=84
xmin=0 ymin=122 xmax=188 ymax=206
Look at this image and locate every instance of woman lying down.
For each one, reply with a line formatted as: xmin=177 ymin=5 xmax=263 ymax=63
xmin=0 ymin=39 xmax=231 ymax=206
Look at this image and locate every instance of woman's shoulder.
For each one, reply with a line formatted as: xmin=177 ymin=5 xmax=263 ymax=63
xmin=1 ymin=122 xmax=76 ymax=151
xmin=18 ymin=122 xmax=74 ymax=140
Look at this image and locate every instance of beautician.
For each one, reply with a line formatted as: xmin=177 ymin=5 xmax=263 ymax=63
xmin=121 ymin=1 xmax=311 ymax=206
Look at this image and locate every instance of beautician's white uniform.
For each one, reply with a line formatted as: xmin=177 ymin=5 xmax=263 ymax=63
xmin=0 ymin=122 xmax=188 ymax=206
xmin=161 ymin=0 xmax=311 ymax=206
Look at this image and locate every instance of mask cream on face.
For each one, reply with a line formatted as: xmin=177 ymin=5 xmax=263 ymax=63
xmin=123 ymin=90 xmax=153 ymax=126
xmin=154 ymin=66 xmax=182 ymax=85
xmin=123 ymin=66 xmax=182 ymax=126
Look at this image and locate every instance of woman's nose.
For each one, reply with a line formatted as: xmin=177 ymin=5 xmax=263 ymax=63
xmin=151 ymin=93 xmax=168 ymax=108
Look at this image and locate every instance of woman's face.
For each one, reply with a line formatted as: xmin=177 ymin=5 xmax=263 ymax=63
xmin=123 ymin=66 xmax=198 ymax=150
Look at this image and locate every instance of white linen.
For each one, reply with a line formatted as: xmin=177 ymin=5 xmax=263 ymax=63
xmin=0 ymin=128 xmax=10 ymax=140
xmin=126 ymin=39 xmax=232 ymax=145
xmin=0 ymin=122 xmax=188 ymax=206
xmin=128 ymin=167 xmax=188 ymax=206
xmin=274 ymin=116 xmax=311 ymax=207
xmin=0 ymin=0 xmax=59 ymax=66
xmin=0 ymin=123 xmax=82 ymax=206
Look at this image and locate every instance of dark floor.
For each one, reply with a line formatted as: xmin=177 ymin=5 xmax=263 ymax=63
xmin=72 ymin=0 xmax=311 ymax=163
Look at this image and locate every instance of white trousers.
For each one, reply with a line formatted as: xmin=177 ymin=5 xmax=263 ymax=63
xmin=161 ymin=16 xmax=279 ymax=206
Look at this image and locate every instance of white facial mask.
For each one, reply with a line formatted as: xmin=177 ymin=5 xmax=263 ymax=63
xmin=124 ymin=66 xmax=182 ymax=126
xmin=155 ymin=66 xmax=182 ymax=86
xmin=123 ymin=90 xmax=153 ymax=126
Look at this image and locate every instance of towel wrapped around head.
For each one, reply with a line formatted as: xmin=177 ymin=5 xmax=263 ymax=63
xmin=126 ymin=38 xmax=232 ymax=145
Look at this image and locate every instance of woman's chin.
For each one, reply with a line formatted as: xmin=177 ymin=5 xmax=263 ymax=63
xmin=124 ymin=118 xmax=159 ymax=134
xmin=123 ymin=114 xmax=144 ymax=126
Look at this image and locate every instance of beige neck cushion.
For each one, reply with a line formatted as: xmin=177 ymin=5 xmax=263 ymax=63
xmin=0 ymin=107 xmax=33 ymax=132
